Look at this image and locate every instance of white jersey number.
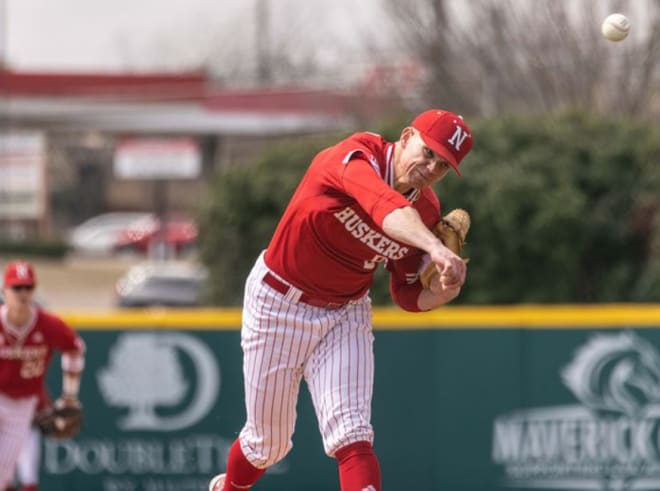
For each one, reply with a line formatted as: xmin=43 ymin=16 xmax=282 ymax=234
xmin=21 ymin=358 xmax=45 ymax=379
xmin=363 ymin=254 xmax=386 ymax=270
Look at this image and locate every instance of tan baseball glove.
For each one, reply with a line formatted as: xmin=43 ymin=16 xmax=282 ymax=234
xmin=35 ymin=397 xmax=83 ymax=440
xmin=419 ymin=208 xmax=471 ymax=289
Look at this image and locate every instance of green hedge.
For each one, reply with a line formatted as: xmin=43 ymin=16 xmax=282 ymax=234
xmin=199 ymin=112 xmax=660 ymax=306
xmin=0 ymin=240 xmax=70 ymax=258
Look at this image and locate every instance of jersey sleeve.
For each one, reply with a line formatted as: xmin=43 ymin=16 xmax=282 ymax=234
xmin=386 ymin=253 xmax=426 ymax=312
xmin=42 ymin=312 xmax=86 ymax=354
xmin=340 ymin=156 xmax=411 ymax=227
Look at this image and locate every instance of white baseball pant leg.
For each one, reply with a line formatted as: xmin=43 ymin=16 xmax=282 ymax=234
xmin=304 ymin=299 xmax=374 ymax=457
xmin=0 ymin=392 xmax=38 ymax=488
xmin=239 ymin=253 xmax=375 ymax=468
xmin=15 ymin=426 xmax=42 ymax=485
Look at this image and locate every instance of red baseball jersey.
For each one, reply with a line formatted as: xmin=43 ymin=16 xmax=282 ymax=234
xmin=0 ymin=306 xmax=84 ymax=399
xmin=265 ymin=132 xmax=442 ymax=311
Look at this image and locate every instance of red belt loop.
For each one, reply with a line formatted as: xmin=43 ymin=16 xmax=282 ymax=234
xmin=262 ymin=272 xmax=346 ymax=310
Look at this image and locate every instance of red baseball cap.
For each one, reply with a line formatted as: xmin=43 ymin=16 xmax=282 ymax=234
xmin=3 ymin=261 xmax=36 ymax=287
xmin=411 ymin=109 xmax=473 ymax=176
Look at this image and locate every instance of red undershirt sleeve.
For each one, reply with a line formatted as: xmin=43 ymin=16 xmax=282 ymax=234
xmin=386 ymin=253 xmax=425 ymax=312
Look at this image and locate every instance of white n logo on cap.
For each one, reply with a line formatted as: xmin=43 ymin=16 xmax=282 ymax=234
xmin=16 ymin=264 xmax=29 ymax=279
xmin=448 ymin=125 xmax=469 ymax=151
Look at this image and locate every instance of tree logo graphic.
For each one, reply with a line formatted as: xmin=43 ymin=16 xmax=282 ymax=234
xmin=98 ymin=332 xmax=220 ymax=431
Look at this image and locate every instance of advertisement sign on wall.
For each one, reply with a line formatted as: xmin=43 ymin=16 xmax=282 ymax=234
xmin=42 ymin=329 xmax=297 ymax=491
xmin=492 ymin=331 xmax=660 ymax=490
xmin=39 ymin=308 xmax=660 ymax=491
xmin=45 ymin=331 xmax=228 ymax=491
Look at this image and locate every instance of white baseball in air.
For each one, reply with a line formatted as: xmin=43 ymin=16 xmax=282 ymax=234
xmin=601 ymin=13 xmax=630 ymax=42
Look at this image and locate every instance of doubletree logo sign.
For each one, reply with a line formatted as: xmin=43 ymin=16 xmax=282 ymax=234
xmin=98 ymin=332 xmax=220 ymax=431
xmin=492 ymin=332 xmax=660 ymax=491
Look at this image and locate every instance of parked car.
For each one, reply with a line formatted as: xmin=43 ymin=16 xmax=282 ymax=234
xmin=115 ymin=261 xmax=208 ymax=308
xmin=114 ymin=214 xmax=198 ymax=256
xmin=67 ymin=212 xmax=152 ymax=255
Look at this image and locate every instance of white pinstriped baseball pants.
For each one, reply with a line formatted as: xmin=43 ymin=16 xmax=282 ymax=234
xmin=239 ymin=252 xmax=375 ymax=468
xmin=15 ymin=427 xmax=41 ymax=485
xmin=0 ymin=392 xmax=38 ymax=488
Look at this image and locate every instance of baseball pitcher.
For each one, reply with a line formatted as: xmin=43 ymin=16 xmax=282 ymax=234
xmin=209 ymin=109 xmax=473 ymax=491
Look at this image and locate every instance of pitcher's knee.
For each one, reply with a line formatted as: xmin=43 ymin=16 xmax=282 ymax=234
xmin=239 ymin=431 xmax=293 ymax=468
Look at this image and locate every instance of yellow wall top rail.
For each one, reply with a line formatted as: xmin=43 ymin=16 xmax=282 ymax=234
xmin=60 ymin=304 xmax=660 ymax=330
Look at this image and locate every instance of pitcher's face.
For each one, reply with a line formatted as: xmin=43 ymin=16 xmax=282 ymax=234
xmin=394 ymin=127 xmax=451 ymax=193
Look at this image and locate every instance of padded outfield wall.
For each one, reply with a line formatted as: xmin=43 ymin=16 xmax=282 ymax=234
xmin=37 ymin=305 xmax=660 ymax=491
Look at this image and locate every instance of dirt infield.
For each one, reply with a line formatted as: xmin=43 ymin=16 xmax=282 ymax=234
xmin=1 ymin=255 xmax=141 ymax=311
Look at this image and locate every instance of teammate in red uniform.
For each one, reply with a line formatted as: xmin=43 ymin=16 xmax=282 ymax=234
xmin=0 ymin=261 xmax=85 ymax=490
xmin=209 ymin=109 xmax=473 ymax=491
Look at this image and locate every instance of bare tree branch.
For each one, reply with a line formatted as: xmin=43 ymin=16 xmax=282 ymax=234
xmin=383 ymin=0 xmax=660 ymax=119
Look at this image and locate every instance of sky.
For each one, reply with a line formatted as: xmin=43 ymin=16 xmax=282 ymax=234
xmin=1 ymin=0 xmax=387 ymax=73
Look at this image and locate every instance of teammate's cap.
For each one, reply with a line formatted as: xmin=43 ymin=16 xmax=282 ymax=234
xmin=411 ymin=109 xmax=473 ymax=176
xmin=3 ymin=261 xmax=36 ymax=287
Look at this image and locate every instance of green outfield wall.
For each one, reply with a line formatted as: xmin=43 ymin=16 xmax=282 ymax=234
xmin=36 ymin=305 xmax=660 ymax=491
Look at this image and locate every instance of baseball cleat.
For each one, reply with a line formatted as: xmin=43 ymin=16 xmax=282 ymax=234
xmin=209 ymin=473 xmax=226 ymax=491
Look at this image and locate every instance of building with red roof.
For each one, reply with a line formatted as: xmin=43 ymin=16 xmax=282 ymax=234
xmin=0 ymin=69 xmax=400 ymax=239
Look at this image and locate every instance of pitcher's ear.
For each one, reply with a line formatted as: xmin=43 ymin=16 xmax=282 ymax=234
xmin=400 ymin=126 xmax=415 ymax=147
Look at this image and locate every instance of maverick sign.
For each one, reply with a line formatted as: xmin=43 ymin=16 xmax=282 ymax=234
xmin=493 ymin=331 xmax=660 ymax=491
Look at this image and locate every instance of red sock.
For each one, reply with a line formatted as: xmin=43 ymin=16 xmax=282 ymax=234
xmin=22 ymin=486 xmax=38 ymax=491
xmin=222 ymin=439 xmax=266 ymax=490
xmin=335 ymin=441 xmax=381 ymax=491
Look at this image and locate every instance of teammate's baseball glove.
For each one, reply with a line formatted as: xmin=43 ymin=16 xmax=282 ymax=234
xmin=35 ymin=397 xmax=83 ymax=439
xmin=419 ymin=208 xmax=471 ymax=289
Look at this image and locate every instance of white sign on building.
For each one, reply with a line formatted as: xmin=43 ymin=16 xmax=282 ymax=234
xmin=0 ymin=131 xmax=46 ymax=219
xmin=114 ymin=137 xmax=201 ymax=180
